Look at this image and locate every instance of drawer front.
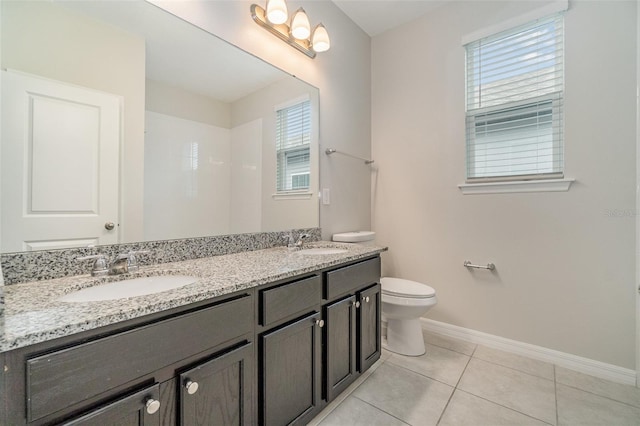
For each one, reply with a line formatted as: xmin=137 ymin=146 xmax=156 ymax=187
xmin=260 ymin=275 xmax=322 ymax=327
xmin=27 ymin=294 xmax=253 ymax=423
xmin=62 ymin=384 xmax=161 ymax=426
xmin=325 ymin=257 xmax=381 ymax=300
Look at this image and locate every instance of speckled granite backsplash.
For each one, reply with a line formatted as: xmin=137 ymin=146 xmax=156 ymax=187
xmin=0 ymin=228 xmax=320 ymax=285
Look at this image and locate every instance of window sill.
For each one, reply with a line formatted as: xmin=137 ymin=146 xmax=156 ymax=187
xmin=272 ymin=191 xmax=314 ymax=200
xmin=458 ymin=178 xmax=575 ymax=195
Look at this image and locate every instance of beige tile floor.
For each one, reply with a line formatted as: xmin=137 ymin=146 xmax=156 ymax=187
xmin=308 ymin=330 xmax=640 ymax=426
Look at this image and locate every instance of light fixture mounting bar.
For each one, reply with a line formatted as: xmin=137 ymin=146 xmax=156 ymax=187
xmin=251 ymin=4 xmax=316 ymax=58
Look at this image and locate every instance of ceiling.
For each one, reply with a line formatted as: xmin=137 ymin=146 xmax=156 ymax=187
xmin=332 ymin=0 xmax=447 ymax=36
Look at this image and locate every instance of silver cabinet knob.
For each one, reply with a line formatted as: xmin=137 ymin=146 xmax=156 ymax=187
xmin=315 ymin=319 xmax=325 ymax=328
xmin=105 ymin=222 xmax=115 ymax=230
xmin=145 ymin=398 xmax=160 ymax=415
xmin=353 ymin=301 xmax=361 ymax=308
xmin=363 ymin=296 xmax=370 ymax=303
xmin=185 ymin=380 xmax=199 ymax=395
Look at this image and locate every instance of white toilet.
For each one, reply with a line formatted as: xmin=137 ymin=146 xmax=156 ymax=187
xmin=380 ymin=277 xmax=437 ymax=356
xmin=332 ymin=231 xmax=438 ymax=356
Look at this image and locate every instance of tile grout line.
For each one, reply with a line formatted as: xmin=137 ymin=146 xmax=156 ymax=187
xmin=351 ymin=395 xmax=412 ymax=426
xmin=427 ymin=330 xmax=556 ymax=383
xmin=453 ymin=389 xmax=556 ymax=426
xmin=554 ymin=379 xmax=640 ymax=411
xmin=471 ymin=354 xmax=556 ymax=383
xmin=435 ymin=343 xmax=477 ymax=425
xmin=471 ymin=345 xmax=640 ymax=415
xmin=423 ymin=333 xmax=477 ymax=357
xmin=430 ymin=330 xmax=640 ymax=406
xmin=386 ymin=356 xmax=464 ymax=389
xmin=457 ymin=347 xmax=556 ymax=425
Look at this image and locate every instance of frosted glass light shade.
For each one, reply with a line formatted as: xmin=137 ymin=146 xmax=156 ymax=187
xmin=312 ymin=24 xmax=330 ymax=52
xmin=266 ymin=0 xmax=288 ymax=24
xmin=290 ymin=8 xmax=311 ymax=40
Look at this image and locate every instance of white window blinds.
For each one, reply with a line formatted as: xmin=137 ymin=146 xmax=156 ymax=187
xmin=465 ymin=14 xmax=564 ymax=181
xmin=276 ymin=100 xmax=311 ymax=191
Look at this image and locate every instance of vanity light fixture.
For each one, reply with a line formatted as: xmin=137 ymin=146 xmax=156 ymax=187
xmin=250 ymin=1 xmax=330 ymax=58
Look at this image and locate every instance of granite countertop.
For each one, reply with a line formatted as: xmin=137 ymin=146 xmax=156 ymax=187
xmin=0 ymin=242 xmax=386 ymax=352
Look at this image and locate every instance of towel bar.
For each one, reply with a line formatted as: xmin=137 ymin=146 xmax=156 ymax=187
xmin=463 ymin=261 xmax=495 ymax=271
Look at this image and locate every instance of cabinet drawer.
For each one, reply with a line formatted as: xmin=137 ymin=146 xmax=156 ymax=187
xmin=63 ymin=383 xmax=161 ymax=426
xmin=26 ymin=294 xmax=252 ymax=423
xmin=260 ymin=275 xmax=322 ymax=327
xmin=325 ymin=257 xmax=381 ymax=300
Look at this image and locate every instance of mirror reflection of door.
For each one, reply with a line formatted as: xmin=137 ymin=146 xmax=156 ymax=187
xmin=1 ymin=70 xmax=121 ymax=252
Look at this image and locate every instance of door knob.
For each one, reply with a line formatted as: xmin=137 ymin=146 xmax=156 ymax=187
xmin=185 ymin=380 xmax=199 ymax=395
xmin=315 ymin=319 xmax=325 ymax=328
xmin=363 ymin=296 xmax=370 ymax=303
xmin=353 ymin=301 xmax=361 ymax=308
xmin=145 ymin=398 xmax=160 ymax=415
xmin=105 ymin=222 xmax=115 ymax=230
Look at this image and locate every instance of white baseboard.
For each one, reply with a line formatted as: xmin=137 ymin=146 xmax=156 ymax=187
xmin=421 ymin=318 xmax=637 ymax=386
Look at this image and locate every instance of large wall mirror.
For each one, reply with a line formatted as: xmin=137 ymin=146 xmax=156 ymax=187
xmin=0 ymin=0 xmax=319 ymax=253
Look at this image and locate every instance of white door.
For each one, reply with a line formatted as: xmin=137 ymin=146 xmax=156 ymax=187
xmin=1 ymin=70 xmax=121 ymax=252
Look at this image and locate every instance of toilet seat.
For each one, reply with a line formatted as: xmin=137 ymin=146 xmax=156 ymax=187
xmin=381 ymin=277 xmax=435 ymax=299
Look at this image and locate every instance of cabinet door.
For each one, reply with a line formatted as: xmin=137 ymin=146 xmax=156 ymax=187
xmin=261 ymin=312 xmax=322 ymax=426
xmin=358 ymin=284 xmax=381 ymax=372
xmin=179 ymin=342 xmax=253 ymax=426
xmin=324 ymin=295 xmax=357 ymax=402
xmin=62 ymin=384 xmax=161 ymax=426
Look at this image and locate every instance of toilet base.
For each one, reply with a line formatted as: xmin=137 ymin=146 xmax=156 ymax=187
xmin=385 ymin=318 xmax=425 ymax=356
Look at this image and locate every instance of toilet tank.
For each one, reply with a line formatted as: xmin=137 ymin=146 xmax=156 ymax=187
xmin=332 ymin=231 xmax=376 ymax=245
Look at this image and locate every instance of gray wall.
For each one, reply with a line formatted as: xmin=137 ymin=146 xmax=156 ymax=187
xmin=372 ymin=0 xmax=637 ymax=369
xmin=153 ymin=0 xmax=372 ymax=240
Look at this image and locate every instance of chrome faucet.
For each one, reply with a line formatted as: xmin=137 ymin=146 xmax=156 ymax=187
xmin=111 ymin=250 xmax=149 ymax=274
xmin=77 ymin=254 xmax=109 ymax=277
xmin=77 ymin=250 xmax=149 ymax=276
xmin=283 ymin=232 xmax=310 ymax=251
xmin=110 ymin=254 xmax=129 ymax=275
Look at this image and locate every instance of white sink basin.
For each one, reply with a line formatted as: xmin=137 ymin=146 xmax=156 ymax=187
xmin=59 ymin=275 xmax=197 ymax=302
xmin=299 ymin=248 xmax=348 ymax=255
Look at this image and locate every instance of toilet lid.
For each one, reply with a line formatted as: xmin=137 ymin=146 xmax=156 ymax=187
xmin=332 ymin=231 xmax=375 ymax=243
xmin=381 ymin=277 xmax=435 ymax=299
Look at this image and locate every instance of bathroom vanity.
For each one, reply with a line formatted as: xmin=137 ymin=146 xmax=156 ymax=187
xmin=0 ymin=243 xmax=384 ymax=425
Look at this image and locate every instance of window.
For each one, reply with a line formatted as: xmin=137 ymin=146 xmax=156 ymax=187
xmin=276 ymin=99 xmax=311 ymax=192
xmin=465 ymin=14 xmax=564 ymax=181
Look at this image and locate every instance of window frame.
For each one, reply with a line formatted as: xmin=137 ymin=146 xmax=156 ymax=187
xmin=463 ymin=13 xmax=566 ymax=185
xmin=274 ymin=97 xmax=312 ymax=194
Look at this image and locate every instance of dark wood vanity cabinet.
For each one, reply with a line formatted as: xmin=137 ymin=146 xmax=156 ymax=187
xmin=256 ymin=274 xmax=324 ymax=425
xmin=1 ymin=291 xmax=254 ymax=426
xmin=323 ymin=285 xmax=381 ymax=402
xmin=323 ymin=258 xmax=382 ymax=403
xmin=1 ymin=255 xmax=382 ymax=426
xmin=256 ymin=256 xmax=382 ymax=425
